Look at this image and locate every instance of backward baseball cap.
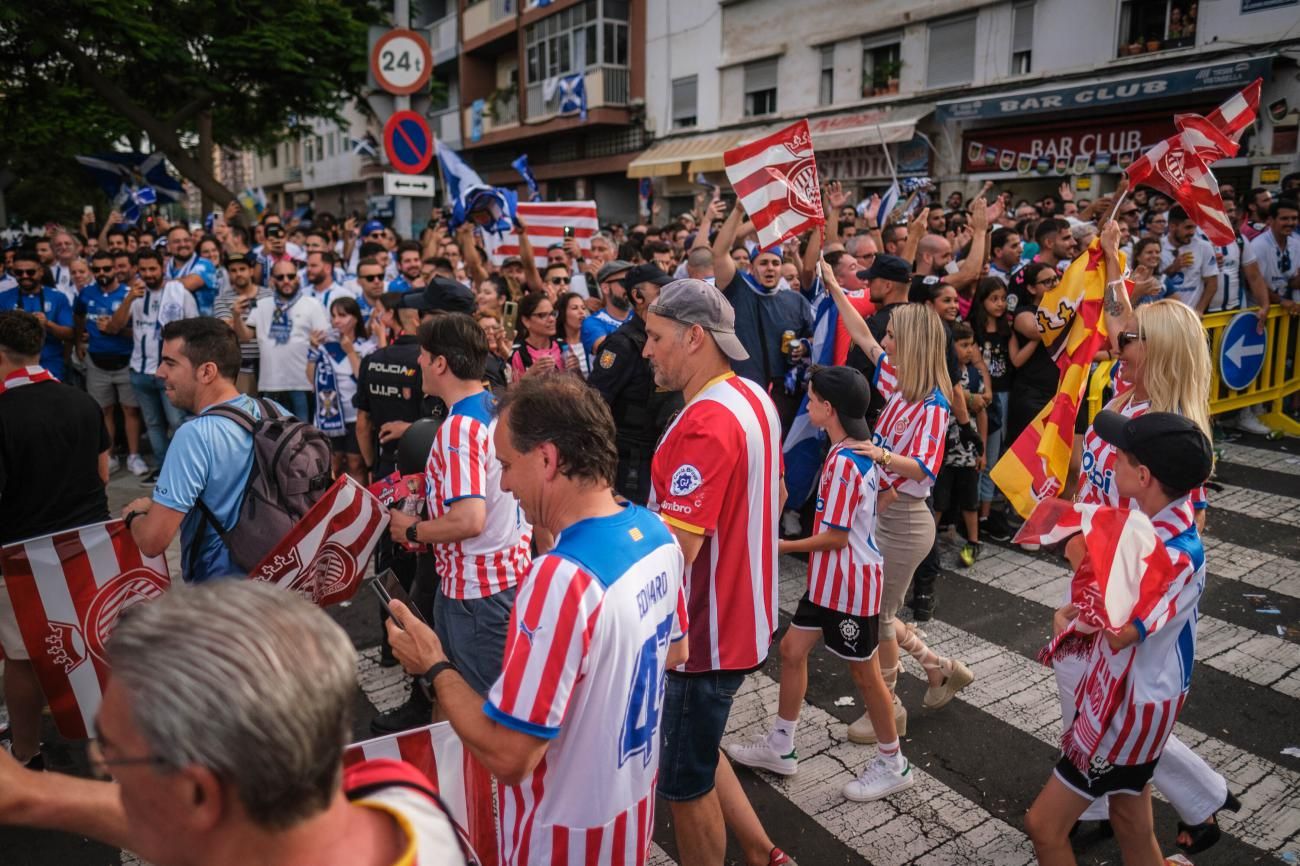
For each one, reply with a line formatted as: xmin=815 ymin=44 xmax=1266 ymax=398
xmin=648 ymin=278 xmax=749 ymax=362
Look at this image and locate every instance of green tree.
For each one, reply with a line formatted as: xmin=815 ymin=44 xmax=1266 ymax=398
xmin=0 ymin=0 xmax=384 ymax=215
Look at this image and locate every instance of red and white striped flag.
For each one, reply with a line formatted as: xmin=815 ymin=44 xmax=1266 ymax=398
xmin=1124 ymin=129 xmax=1235 ymax=245
xmin=482 ymin=201 xmax=599 ymax=267
xmin=1175 ymin=77 xmax=1261 ymax=159
xmin=344 ymin=722 xmax=499 ymax=865
xmin=247 ymin=475 xmax=388 ymax=607
xmin=723 ymin=119 xmax=825 ymax=248
xmin=0 ymin=521 xmax=170 ymax=739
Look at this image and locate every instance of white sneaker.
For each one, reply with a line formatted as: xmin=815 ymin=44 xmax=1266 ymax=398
xmin=780 ymin=510 xmax=802 ymax=537
xmin=106 ymin=456 xmax=121 ymax=475
xmin=842 ymin=755 xmax=914 ymax=802
xmin=724 ymin=737 xmax=798 ymax=776
xmin=846 ymin=695 xmax=907 ymax=744
xmin=126 ymin=454 xmax=150 ymax=477
xmin=1234 ymin=410 xmax=1273 ymax=436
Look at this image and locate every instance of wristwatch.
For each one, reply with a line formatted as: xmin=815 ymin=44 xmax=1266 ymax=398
xmin=419 ymin=660 xmax=456 ymax=691
xmin=124 ymin=510 xmax=146 ymax=530
xmin=405 ymin=522 xmax=420 ymax=544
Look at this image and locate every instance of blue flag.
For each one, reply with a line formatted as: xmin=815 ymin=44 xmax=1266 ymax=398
xmin=436 ymin=140 xmax=515 ymax=233
xmin=512 ymin=154 xmax=542 ymax=202
xmin=558 ymin=73 xmax=588 ymax=121
xmin=781 ymin=273 xmax=839 ymax=510
xmin=75 ymin=152 xmax=182 ymax=225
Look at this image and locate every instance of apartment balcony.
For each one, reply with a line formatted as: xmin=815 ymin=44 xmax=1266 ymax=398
xmin=430 ymin=13 xmax=458 ymax=66
xmin=432 ymin=107 xmax=462 ymax=149
xmin=462 ymin=0 xmax=514 ymax=45
xmin=525 ymin=66 xmax=630 ymax=122
xmin=462 ymin=95 xmax=520 ymax=143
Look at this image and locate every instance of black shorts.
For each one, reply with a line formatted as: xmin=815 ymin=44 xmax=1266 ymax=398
xmin=934 ymin=465 xmax=980 ymax=514
xmin=1054 ymin=755 xmax=1157 ymax=799
xmin=331 ymin=422 xmax=360 ymax=455
xmin=790 ymin=594 xmax=879 ymax=661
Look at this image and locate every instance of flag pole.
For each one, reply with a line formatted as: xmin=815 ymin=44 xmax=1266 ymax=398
xmin=1104 ymin=177 xmax=1131 ymax=226
xmin=876 ymin=125 xmax=899 ymax=189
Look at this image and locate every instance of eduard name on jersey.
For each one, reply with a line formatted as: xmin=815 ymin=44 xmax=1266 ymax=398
xmin=636 ymin=571 xmax=670 ymax=619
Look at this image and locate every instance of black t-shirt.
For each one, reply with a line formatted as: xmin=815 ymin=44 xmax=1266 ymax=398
xmin=588 ymin=316 xmax=684 ymax=449
xmin=0 ymin=381 xmax=110 ymax=546
xmin=1012 ymin=311 xmax=1059 ymax=393
xmin=354 ymin=335 xmax=445 ymax=470
xmin=980 ymin=330 xmax=1013 ymax=392
xmin=847 ymin=302 xmax=902 ymax=425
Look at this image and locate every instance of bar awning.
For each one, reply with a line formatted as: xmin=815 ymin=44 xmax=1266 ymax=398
xmin=626 ymin=132 xmax=752 ymax=178
xmin=807 ymin=103 xmax=933 ymax=152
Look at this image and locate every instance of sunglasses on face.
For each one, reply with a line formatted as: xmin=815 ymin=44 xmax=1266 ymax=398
xmin=1035 ymin=276 xmax=1060 ymax=288
xmin=359 ymin=273 xmax=383 ymax=282
xmin=547 ymin=276 xmax=568 ymax=285
xmin=272 ymin=273 xmax=298 ymax=282
xmin=1280 ymin=248 xmax=1293 ymax=273
xmin=91 ymin=266 xmax=115 ymax=273
xmin=1117 ymin=331 xmax=1143 ymax=351
xmin=12 ymin=268 xmax=38 ymax=276
xmin=532 ymin=310 xmax=558 ymax=319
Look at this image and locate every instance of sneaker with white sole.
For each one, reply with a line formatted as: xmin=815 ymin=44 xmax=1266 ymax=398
xmin=1234 ymin=410 xmax=1273 ymax=436
xmin=846 ymin=694 xmax=907 ymax=744
xmin=106 ymin=456 xmax=121 ymax=475
xmin=842 ymin=755 xmax=914 ymax=802
xmin=724 ymin=737 xmax=798 ymax=776
xmin=922 ymin=660 xmax=975 ymax=710
xmin=126 ymin=454 xmax=150 ymax=477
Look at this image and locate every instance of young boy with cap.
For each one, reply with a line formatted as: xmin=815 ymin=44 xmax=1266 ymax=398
xmin=1025 ymin=410 xmax=1214 ymax=866
xmin=725 ymin=365 xmax=913 ymax=803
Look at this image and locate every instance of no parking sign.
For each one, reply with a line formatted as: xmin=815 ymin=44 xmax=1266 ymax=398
xmin=383 ymin=111 xmax=434 ymax=175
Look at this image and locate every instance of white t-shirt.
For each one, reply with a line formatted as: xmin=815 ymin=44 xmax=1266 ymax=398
xmin=247 ymin=294 xmax=329 ymax=391
xmin=1159 ymin=237 xmax=1219 ymax=309
xmin=1204 ymin=237 xmax=1258 ymax=313
xmin=129 ymin=281 xmax=198 ymax=375
xmin=1248 ymin=230 xmax=1300 ymax=301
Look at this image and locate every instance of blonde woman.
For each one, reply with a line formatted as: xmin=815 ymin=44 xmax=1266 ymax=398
xmin=821 ymin=261 xmax=975 ymax=751
xmin=1054 ymin=221 xmax=1234 ymax=856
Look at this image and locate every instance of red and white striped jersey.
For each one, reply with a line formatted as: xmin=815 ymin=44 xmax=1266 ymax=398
xmin=1097 ymin=499 xmax=1204 ymax=766
xmin=808 ymin=442 xmax=884 ymax=617
xmin=425 ymin=391 xmax=531 ymax=599
xmin=648 ymin=372 xmax=781 ymax=673
xmin=486 ymin=506 xmax=686 ymax=866
xmin=870 ymin=353 xmax=950 ymax=499
xmin=1076 ymin=397 xmax=1208 ymax=511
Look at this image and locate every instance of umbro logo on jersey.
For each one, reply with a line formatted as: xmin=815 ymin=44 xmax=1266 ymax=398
xmin=658 ymin=500 xmax=693 ymax=515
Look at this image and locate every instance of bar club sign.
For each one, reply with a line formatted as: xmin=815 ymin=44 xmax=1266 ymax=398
xmin=960 ymin=113 xmax=1186 ymax=174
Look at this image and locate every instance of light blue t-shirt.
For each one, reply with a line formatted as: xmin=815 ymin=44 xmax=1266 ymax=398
xmin=581 ymin=308 xmax=632 ymax=357
xmin=153 ymin=394 xmax=276 ymax=583
xmin=168 ymin=254 xmax=218 ymax=316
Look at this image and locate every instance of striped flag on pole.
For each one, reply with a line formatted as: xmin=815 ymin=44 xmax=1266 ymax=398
xmin=0 ymin=521 xmax=171 ymax=739
xmin=1175 ymin=77 xmax=1260 ymax=157
xmin=344 ymin=722 xmax=498 ymax=865
xmin=782 ymin=274 xmax=837 ymax=509
xmin=723 ymin=119 xmax=826 ymax=248
xmin=246 ymin=475 xmax=388 ymax=607
xmin=991 ymin=239 xmax=1116 ymax=518
xmin=482 ymin=201 xmax=599 ymax=267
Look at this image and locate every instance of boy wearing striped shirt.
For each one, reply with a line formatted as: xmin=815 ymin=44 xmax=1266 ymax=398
xmin=726 ymin=366 xmax=912 ymax=802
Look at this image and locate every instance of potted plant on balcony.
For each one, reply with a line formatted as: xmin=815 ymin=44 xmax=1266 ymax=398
xmin=486 ymin=83 xmax=517 ymax=123
xmin=883 ymin=59 xmax=902 ymax=93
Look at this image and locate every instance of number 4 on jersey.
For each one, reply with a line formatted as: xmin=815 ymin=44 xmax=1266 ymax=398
xmin=618 ymin=613 xmax=675 ymax=769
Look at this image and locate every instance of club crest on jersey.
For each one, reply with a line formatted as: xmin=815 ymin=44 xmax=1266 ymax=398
xmin=599 ymin=350 xmax=616 ymax=369
xmin=670 ymin=464 xmax=702 ymax=497
xmin=894 ymin=417 xmax=909 ymax=436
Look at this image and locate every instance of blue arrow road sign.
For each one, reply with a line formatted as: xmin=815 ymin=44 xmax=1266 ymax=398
xmin=1218 ymin=311 xmax=1267 ymax=392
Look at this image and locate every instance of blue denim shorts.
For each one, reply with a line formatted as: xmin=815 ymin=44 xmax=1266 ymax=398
xmin=433 ymin=586 xmax=517 ymax=696
xmin=656 ymin=670 xmax=746 ymax=802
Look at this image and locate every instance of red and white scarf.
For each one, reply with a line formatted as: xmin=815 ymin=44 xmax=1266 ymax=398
xmin=0 ymin=365 xmax=56 ymax=396
xmin=1016 ymin=498 xmax=1179 ymax=771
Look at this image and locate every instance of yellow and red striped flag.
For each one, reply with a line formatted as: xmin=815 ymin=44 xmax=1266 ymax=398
xmin=992 ymin=239 xmax=1122 ymax=517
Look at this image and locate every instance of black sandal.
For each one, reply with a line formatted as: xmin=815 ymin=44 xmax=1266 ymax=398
xmin=1176 ymin=792 xmax=1241 ymax=855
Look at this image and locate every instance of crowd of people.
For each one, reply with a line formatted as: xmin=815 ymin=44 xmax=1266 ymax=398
xmin=0 ymin=166 xmax=1298 ymax=866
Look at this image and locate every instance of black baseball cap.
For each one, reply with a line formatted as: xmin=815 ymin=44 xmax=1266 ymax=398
xmin=265 ymin=224 xmax=286 ymax=238
xmin=1093 ymin=410 xmax=1213 ymax=495
xmin=404 ymin=277 xmax=476 ymax=315
xmin=908 ymin=274 xmax=943 ymax=303
xmin=809 ymin=366 xmax=871 ymax=441
xmin=857 ymin=253 xmax=910 ymax=283
xmin=625 ymin=263 xmax=672 ymax=289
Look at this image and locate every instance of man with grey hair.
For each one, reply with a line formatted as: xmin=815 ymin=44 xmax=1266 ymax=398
xmin=0 ymin=581 xmax=466 ymax=864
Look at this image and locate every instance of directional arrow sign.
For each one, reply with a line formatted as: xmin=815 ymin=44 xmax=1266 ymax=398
xmin=383 ymin=173 xmax=436 ymax=198
xmin=1218 ymin=311 xmax=1268 ymax=392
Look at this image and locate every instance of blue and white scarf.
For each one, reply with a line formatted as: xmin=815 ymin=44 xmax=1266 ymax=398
xmin=269 ymin=292 xmax=299 ymax=345
xmin=311 ymin=342 xmax=347 ymax=436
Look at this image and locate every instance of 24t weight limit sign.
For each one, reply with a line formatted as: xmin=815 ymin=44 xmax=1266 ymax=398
xmin=370 ymin=29 xmax=432 ymax=96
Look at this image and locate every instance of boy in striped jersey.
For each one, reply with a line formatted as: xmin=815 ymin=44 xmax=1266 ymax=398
xmin=386 ymin=313 xmax=531 ymax=699
xmin=1026 ymin=411 xmax=1213 ymax=866
xmin=725 ymin=366 xmax=912 ymax=802
xmin=387 ymin=375 xmax=688 ymax=866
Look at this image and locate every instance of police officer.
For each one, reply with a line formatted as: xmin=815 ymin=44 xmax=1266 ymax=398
xmin=588 ymin=264 xmax=683 ymax=504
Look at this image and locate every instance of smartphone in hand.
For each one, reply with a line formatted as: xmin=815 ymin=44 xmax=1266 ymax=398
xmin=369 ymin=568 xmax=428 ymax=628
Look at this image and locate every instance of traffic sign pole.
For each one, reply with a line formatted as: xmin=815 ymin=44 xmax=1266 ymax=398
xmin=393 ymin=0 xmax=411 ymax=238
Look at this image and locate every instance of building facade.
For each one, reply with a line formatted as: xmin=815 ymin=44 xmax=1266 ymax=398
xmin=631 ymin=0 xmax=1300 ymax=212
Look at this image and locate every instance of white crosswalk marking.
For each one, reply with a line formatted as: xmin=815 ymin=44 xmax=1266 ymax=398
xmin=1211 ymin=482 xmax=1300 ymax=527
xmin=1201 ymin=535 xmax=1300 ymax=599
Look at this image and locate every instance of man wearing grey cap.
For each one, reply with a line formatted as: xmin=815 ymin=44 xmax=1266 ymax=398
xmin=643 ymin=279 xmax=795 ymax=866
xmin=581 ymin=259 xmax=634 ymax=359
